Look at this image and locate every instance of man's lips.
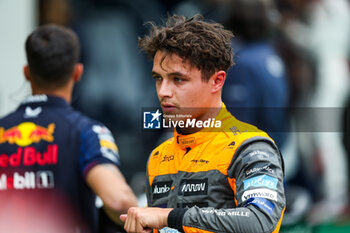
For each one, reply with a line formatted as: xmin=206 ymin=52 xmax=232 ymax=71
xmin=161 ymin=103 xmax=177 ymax=112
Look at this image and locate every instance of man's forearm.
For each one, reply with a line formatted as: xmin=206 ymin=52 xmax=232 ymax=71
xmin=169 ymin=205 xmax=284 ymax=233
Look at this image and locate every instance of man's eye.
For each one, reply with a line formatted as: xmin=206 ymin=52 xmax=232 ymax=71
xmin=174 ymin=77 xmax=183 ymax=83
xmin=153 ymin=76 xmax=162 ymax=81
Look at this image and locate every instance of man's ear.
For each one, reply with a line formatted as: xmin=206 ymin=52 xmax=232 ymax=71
xmin=211 ymin=70 xmax=226 ymax=93
xmin=23 ymin=65 xmax=31 ymax=82
xmin=73 ymin=63 xmax=84 ymax=83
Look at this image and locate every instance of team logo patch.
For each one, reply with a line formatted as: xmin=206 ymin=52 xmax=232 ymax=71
xmin=228 ymin=141 xmax=235 ymax=147
xmin=0 ymin=122 xmax=55 ymax=146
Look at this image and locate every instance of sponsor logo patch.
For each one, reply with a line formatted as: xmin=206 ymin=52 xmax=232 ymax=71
xmin=152 ymin=181 xmax=172 ymax=199
xmin=242 ymin=188 xmax=278 ymax=202
xmin=243 ymin=175 xmax=278 ymax=190
xmin=190 ymin=159 xmax=209 ymax=164
xmin=245 ymin=165 xmax=274 ymax=176
xmin=0 ymin=170 xmax=54 ymax=190
xmin=201 ymin=209 xmax=250 ymax=217
xmin=160 ymin=155 xmax=174 ymax=163
xmin=178 ymin=178 xmax=208 ymax=196
xmin=24 ymin=106 xmax=42 ymax=118
xmin=92 ymin=125 xmax=119 ymax=163
xmin=244 ymin=197 xmax=275 ymax=215
xmin=229 ymin=126 xmax=241 ymax=135
xmin=22 ymin=95 xmax=48 ymax=104
xmin=0 ymin=145 xmax=58 ymax=168
xmin=247 ymin=150 xmax=270 ymax=159
xmin=179 ymin=137 xmax=196 ymax=147
xmin=159 ymin=227 xmax=180 ymax=233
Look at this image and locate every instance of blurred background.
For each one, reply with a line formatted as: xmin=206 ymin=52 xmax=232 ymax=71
xmin=1 ymin=0 xmax=350 ymax=232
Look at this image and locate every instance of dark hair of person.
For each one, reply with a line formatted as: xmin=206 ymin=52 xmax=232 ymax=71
xmin=25 ymin=24 xmax=80 ymax=88
xmin=138 ymin=14 xmax=234 ymax=81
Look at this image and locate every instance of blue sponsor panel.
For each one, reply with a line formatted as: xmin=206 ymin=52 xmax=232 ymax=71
xmin=159 ymin=227 xmax=180 ymax=233
xmin=244 ymin=197 xmax=275 ymax=215
xmin=243 ymin=175 xmax=278 ymax=190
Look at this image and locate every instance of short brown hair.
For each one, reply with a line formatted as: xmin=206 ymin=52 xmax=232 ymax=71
xmin=139 ymin=14 xmax=234 ymax=81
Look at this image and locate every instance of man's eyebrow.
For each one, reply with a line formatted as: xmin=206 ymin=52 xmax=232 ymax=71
xmin=168 ymin=72 xmax=187 ymax=78
xmin=151 ymin=71 xmax=160 ymax=77
xmin=152 ymin=71 xmax=188 ymax=78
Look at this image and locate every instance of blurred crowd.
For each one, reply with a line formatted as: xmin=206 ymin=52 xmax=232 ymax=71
xmin=38 ymin=0 xmax=350 ymax=230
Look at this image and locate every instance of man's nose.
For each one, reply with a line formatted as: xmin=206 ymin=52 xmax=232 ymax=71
xmin=157 ymin=80 xmax=173 ymax=98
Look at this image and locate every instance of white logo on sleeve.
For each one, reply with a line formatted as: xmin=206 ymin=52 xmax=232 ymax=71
xmin=242 ymin=188 xmax=278 ymax=202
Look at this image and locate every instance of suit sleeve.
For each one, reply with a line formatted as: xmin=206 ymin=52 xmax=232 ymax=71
xmin=79 ymin=124 xmax=121 ymax=178
xmin=168 ymin=140 xmax=286 ymax=233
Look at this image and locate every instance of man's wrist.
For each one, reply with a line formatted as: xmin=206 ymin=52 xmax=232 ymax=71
xmin=160 ymin=208 xmax=174 ymax=228
xmin=168 ymin=208 xmax=187 ymax=233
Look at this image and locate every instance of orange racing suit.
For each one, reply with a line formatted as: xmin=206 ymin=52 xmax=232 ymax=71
xmin=146 ymin=104 xmax=286 ymax=233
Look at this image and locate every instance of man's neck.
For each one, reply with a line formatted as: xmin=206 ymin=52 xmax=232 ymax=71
xmin=31 ymin=80 xmax=73 ymax=103
xmin=31 ymin=88 xmax=72 ymax=103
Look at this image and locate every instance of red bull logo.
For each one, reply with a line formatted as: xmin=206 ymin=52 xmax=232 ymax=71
xmin=0 ymin=145 xmax=58 ymax=168
xmin=0 ymin=122 xmax=55 ymax=146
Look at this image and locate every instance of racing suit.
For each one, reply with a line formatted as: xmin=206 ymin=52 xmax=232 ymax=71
xmin=0 ymin=95 xmax=120 ymax=232
xmin=146 ymin=104 xmax=286 ymax=233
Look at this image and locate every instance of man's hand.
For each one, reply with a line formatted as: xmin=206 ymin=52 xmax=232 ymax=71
xmin=120 ymin=207 xmax=173 ymax=233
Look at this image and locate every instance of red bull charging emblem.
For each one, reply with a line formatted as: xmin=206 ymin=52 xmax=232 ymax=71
xmin=0 ymin=122 xmax=55 ymax=146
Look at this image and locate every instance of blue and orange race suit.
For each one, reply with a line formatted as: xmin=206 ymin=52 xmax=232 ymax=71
xmin=146 ymin=104 xmax=286 ymax=233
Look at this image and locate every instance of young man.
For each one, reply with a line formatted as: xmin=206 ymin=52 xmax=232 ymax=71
xmin=0 ymin=25 xmax=137 ymax=232
xmin=120 ymin=15 xmax=286 ymax=233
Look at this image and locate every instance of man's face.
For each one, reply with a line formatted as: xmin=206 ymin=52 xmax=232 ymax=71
xmin=152 ymin=51 xmax=213 ymax=119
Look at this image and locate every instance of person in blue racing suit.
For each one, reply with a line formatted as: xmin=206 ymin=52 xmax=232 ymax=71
xmin=0 ymin=24 xmax=137 ymax=232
